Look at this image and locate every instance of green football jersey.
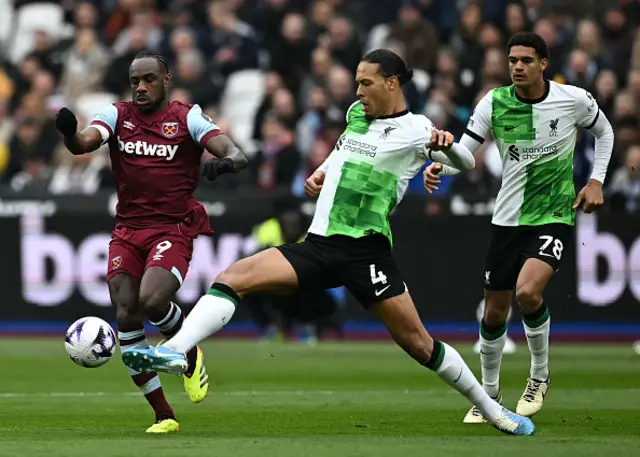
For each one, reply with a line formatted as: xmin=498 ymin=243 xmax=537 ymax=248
xmin=308 ymin=101 xmax=433 ymax=244
xmin=466 ymin=81 xmax=599 ymax=226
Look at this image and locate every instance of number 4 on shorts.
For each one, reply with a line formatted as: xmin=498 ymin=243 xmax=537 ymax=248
xmin=370 ymin=264 xmax=388 ymax=285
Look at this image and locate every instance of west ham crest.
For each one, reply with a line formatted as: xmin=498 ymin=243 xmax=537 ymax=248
xmin=111 ymin=256 xmax=122 ymax=270
xmin=162 ymin=122 xmax=179 ymax=138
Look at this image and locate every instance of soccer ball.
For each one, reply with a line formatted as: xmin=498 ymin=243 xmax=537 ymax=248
xmin=64 ymin=317 xmax=117 ymax=368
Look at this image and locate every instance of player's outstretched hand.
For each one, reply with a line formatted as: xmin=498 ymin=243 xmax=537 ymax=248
xmin=304 ymin=170 xmax=325 ymax=199
xmin=201 ymin=157 xmax=234 ymax=181
xmin=573 ymin=179 xmax=604 ymax=213
xmin=423 ymin=162 xmax=442 ymax=194
xmin=55 ymin=108 xmax=78 ymax=137
xmin=427 ymin=129 xmax=454 ymax=151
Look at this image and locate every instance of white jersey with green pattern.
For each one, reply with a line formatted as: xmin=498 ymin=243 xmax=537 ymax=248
xmin=308 ymin=101 xmax=433 ymax=244
xmin=467 ymin=81 xmax=599 ymax=227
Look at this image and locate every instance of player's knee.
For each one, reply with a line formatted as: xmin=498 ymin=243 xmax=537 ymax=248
xmin=515 ymin=283 xmax=542 ymax=309
xmin=114 ymin=301 xmax=139 ymax=328
xmin=138 ymin=289 xmax=168 ymax=317
xmin=483 ymin=294 xmax=511 ymax=326
xmin=109 ymin=281 xmax=139 ymax=326
xmin=483 ymin=304 xmax=509 ymax=327
xmin=215 ymin=267 xmax=246 ymax=297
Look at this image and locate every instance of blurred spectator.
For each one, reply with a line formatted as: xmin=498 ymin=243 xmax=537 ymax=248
xmin=627 ymin=69 xmax=640 ymax=106
xmin=299 ymin=47 xmax=333 ymax=111
xmin=205 ymin=0 xmax=259 ymax=78
xmin=533 ymin=18 xmax=568 ymax=80
xmin=307 ymin=0 xmax=334 ymax=42
xmin=479 ymin=23 xmax=504 ymax=51
xmin=387 ymin=0 xmax=439 ymax=72
xmin=7 ymin=56 xmax=41 ymax=112
xmin=164 ymin=26 xmax=198 ymax=66
xmin=253 ymin=71 xmax=285 ymax=141
xmin=574 ymin=19 xmax=611 ymax=74
xmin=601 ymin=7 xmax=635 ymax=85
xmin=28 ymin=30 xmax=64 ymax=81
xmin=504 ymin=2 xmax=530 ymax=37
xmin=269 ymin=13 xmax=314 ymax=94
xmin=0 ymin=99 xmax=14 ymax=143
xmin=482 ymin=48 xmax=510 ymax=86
xmin=74 ymin=2 xmax=100 ymax=31
xmin=292 ymin=135 xmax=331 ymax=196
xmin=594 ymin=69 xmax=618 ymax=120
xmin=60 ymin=29 xmax=110 ymax=105
xmin=608 ymin=145 xmax=640 ymax=213
xmin=169 ymin=87 xmax=192 ymax=104
xmin=563 ymin=49 xmax=597 ymax=92
xmin=6 ymin=117 xmax=52 ymax=189
xmin=172 ymin=49 xmax=221 ymax=108
xmin=612 ymin=116 xmax=640 ymax=169
xmin=296 ymin=86 xmax=329 ymax=155
xmin=320 ymin=16 xmax=362 ymax=73
xmin=112 ymin=8 xmax=163 ymax=56
xmin=49 ymin=116 xmax=112 ymax=195
xmin=326 ymin=65 xmax=353 ymax=121
xmin=272 ymin=88 xmax=299 ymax=130
xmin=104 ymin=0 xmax=161 ymax=45
xmin=252 ymin=116 xmax=300 ymax=191
xmin=102 ymin=27 xmax=149 ymax=96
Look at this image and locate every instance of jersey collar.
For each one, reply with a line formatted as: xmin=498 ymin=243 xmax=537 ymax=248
xmin=366 ymin=109 xmax=409 ymax=121
xmin=515 ymin=80 xmax=550 ymax=104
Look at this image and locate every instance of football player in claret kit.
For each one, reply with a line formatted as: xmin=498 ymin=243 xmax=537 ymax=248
xmin=123 ymin=49 xmax=536 ymax=436
xmin=55 ymin=51 xmax=248 ymax=433
xmin=423 ymin=32 xmax=614 ymax=422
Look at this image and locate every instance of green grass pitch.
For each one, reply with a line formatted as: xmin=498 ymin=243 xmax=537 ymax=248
xmin=0 ymin=338 xmax=639 ymax=456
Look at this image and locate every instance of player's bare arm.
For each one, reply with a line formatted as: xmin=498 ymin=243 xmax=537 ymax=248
xmin=56 ymin=108 xmax=103 ymax=155
xmin=201 ymin=134 xmax=249 ymax=181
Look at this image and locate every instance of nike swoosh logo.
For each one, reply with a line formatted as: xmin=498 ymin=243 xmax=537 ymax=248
xmin=504 ymin=126 xmax=517 ymax=131
xmin=454 ymin=367 xmax=463 ymax=383
xmin=375 ymin=285 xmax=391 ymax=296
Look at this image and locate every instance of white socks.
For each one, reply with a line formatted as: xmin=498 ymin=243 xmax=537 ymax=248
xmin=165 ymin=292 xmax=236 ymax=354
xmin=479 ymin=323 xmax=507 ymax=398
xmin=523 ymin=306 xmax=551 ymax=381
xmin=429 ymin=341 xmax=502 ymax=422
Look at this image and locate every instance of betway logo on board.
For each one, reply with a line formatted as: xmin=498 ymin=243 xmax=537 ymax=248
xmin=117 ymin=136 xmax=178 ymax=161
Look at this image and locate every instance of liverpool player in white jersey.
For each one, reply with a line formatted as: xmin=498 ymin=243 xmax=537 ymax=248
xmin=423 ymin=32 xmax=615 ymax=422
xmin=123 ymin=49 xmax=536 ymax=436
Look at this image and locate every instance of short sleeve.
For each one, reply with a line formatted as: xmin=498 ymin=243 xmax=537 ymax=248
xmin=187 ymin=104 xmax=221 ymax=146
xmin=89 ymin=105 xmax=118 ymax=145
xmin=465 ymin=90 xmax=493 ymax=144
xmin=574 ymin=87 xmax=600 ymax=129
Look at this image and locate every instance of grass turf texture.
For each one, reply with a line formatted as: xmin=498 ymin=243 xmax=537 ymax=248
xmin=1 ymin=339 xmax=639 ymax=456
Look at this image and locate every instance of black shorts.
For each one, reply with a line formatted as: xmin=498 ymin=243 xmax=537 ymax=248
xmin=484 ymin=223 xmax=573 ymax=291
xmin=277 ymin=233 xmax=406 ymax=309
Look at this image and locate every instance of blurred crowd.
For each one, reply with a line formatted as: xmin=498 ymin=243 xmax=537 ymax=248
xmin=0 ymin=0 xmax=640 ymax=215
